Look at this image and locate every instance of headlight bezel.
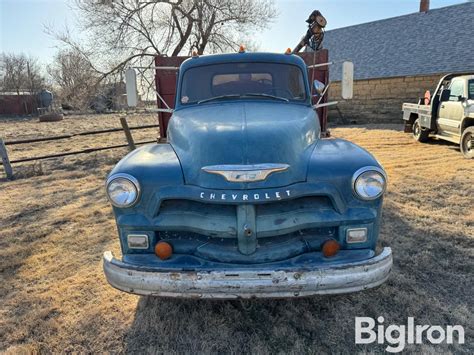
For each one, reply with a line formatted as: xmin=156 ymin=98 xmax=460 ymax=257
xmin=106 ymin=173 xmax=141 ymax=208
xmin=352 ymin=166 xmax=387 ymax=201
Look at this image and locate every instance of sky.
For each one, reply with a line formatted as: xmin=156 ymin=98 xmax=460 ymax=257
xmin=0 ymin=0 xmax=468 ymax=66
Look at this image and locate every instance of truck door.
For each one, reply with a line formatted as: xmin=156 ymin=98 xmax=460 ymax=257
xmin=437 ymin=79 xmax=465 ymax=135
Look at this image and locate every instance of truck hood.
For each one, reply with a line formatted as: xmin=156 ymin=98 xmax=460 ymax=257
xmin=168 ymin=101 xmax=319 ymax=189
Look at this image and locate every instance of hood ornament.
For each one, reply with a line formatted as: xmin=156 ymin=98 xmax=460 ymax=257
xmin=202 ymin=163 xmax=290 ymax=182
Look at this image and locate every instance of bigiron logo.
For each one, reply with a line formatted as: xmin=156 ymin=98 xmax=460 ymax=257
xmin=355 ymin=317 xmax=465 ymax=353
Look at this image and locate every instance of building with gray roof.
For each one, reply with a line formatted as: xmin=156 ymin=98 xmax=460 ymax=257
xmin=325 ymin=1 xmax=474 ymax=81
xmin=325 ymin=1 xmax=474 ymax=123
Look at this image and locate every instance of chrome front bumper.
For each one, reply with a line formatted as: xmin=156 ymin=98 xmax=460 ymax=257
xmin=103 ymin=248 xmax=392 ymax=299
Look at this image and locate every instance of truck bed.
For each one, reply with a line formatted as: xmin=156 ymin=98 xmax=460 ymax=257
xmin=402 ymin=103 xmax=430 ymax=120
xmin=402 ymin=102 xmax=433 ymax=130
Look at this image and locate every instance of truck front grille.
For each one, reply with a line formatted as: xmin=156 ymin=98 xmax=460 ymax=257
xmin=156 ymin=196 xmax=336 ymax=239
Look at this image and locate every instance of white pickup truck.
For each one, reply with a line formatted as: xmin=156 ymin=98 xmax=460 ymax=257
xmin=402 ymin=73 xmax=474 ymax=159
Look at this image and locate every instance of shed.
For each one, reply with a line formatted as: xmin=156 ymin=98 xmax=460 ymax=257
xmin=0 ymin=92 xmax=38 ymax=115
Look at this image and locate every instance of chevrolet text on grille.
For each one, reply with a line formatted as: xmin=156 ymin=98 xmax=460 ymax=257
xmin=199 ymin=190 xmax=291 ymax=201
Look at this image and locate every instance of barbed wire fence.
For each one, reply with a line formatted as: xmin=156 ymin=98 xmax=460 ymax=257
xmin=0 ymin=113 xmax=160 ymax=180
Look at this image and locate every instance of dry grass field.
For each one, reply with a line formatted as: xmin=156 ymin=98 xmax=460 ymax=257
xmin=1 ymin=114 xmax=473 ymax=353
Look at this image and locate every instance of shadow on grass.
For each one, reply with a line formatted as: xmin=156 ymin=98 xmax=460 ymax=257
xmin=0 ymin=115 xmax=36 ymax=123
xmin=420 ymin=137 xmax=463 ymax=154
xmin=0 ymin=183 xmax=108 ymax=289
xmin=122 ymin=205 xmax=473 ymax=354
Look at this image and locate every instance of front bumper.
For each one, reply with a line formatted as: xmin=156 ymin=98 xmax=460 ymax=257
xmin=103 ymin=248 xmax=392 ymax=299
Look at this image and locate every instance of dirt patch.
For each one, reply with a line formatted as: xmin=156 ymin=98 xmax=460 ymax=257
xmin=1 ymin=118 xmax=472 ymax=353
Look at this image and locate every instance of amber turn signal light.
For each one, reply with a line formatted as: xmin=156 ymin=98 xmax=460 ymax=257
xmin=239 ymin=44 xmax=246 ymax=53
xmin=322 ymin=239 xmax=340 ymax=257
xmin=155 ymin=241 xmax=173 ymax=260
xmin=285 ymin=47 xmax=292 ymax=54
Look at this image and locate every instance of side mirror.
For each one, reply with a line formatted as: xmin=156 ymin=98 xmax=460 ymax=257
xmin=125 ymin=68 xmax=138 ymax=107
xmin=440 ymin=89 xmax=450 ymax=102
xmin=341 ymin=61 xmax=354 ymax=99
xmin=313 ymin=80 xmax=325 ymax=96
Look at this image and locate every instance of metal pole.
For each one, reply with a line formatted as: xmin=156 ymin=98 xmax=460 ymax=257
xmin=307 ymin=61 xmax=333 ymax=69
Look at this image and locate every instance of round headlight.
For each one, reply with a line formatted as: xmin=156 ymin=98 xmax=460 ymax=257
xmin=106 ymin=173 xmax=140 ymax=208
xmin=353 ymin=167 xmax=386 ymax=200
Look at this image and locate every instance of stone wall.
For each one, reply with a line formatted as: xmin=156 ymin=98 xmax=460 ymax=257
xmin=327 ymin=73 xmax=443 ymax=124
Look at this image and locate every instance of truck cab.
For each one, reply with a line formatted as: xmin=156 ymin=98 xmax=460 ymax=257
xmin=403 ymin=73 xmax=474 ymax=158
xmin=103 ymin=52 xmax=392 ymax=298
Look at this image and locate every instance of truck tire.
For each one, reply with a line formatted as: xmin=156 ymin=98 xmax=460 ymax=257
xmin=460 ymin=127 xmax=474 ymax=159
xmin=39 ymin=113 xmax=64 ymax=122
xmin=412 ymin=118 xmax=430 ymax=143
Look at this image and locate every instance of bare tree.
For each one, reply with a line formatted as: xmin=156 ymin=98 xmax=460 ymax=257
xmin=0 ymin=53 xmax=45 ymax=95
xmin=49 ymin=0 xmax=276 ymax=79
xmin=48 ymin=49 xmax=100 ymax=109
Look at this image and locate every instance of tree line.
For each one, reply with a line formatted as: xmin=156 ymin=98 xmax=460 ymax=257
xmin=1 ymin=0 xmax=276 ymax=111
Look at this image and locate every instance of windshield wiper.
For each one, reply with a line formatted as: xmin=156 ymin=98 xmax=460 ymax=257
xmin=242 ymin=93 xmax=289 ymax=102
xmin=197 ymin=94 xmax=241 ymax=104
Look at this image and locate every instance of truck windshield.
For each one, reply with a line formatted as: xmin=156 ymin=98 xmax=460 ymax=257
xmin=179 ymin=62 xmax=307 ymax=105
xmin=469 ymin=79 xmax=474 ymax=100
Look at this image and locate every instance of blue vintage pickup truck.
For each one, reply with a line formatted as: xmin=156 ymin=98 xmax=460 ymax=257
xmin=103 ymin=52 xmax=392 ymax=298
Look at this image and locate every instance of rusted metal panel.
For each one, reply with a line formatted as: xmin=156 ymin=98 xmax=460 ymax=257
xmin=0 ymin=94 xmax=37 ymax=115
xmin=155 ymin=56 xmax=189 ymax=137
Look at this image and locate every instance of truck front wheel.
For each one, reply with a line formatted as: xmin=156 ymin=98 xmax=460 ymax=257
xmin=412 ymin=119 xmax=430 ymax=143
xmin=460 ymin=127 xmax=474 ymax=159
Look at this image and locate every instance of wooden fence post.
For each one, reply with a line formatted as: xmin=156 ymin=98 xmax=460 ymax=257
xmin=120 ymin=116 xmax=136 ymax=151
xmin=0 ymin=138 xmax=14 ymax=180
